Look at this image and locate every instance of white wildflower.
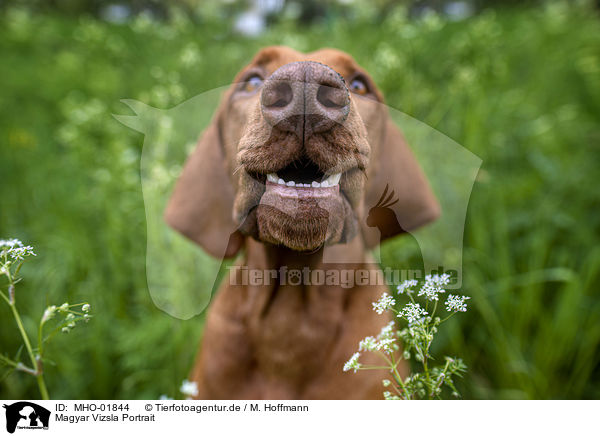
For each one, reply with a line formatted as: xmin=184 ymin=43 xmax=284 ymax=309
xmin=383 ymin=391 xmax=401 ymax=400
xmin=377 ymin=321 xmax=396 ymax=341
xmin=0 ymin=239 xmax=22 ymax=248
xmin=359 ymin=336 xmax=377 ymax=352
xmin=445 ymin=294 xmax=470 ymax=312
xmin=82 ymin=304 xmax=91 ymax=312
xmin=418 ymin=281 xmax=440 ymax=300
xmin=41 ymin=306 xmax=57 ymax=323
xmin=397 ymin=279 xmax=418 ymax=295
xmin=430 ymin=273 xmax=451 ymax=285
xmin=372 ymin=292 xmax=395 ymax=314
xmin=399 ymin=302 xmax=428 ymax=324
xmin=357 ymin=322 xmax=398 ymax=355
xmin=0 ymin=239 xmax=36 ymax=261
xmin=418 ymin=273 xmax=450 ymax=301
xmin=180 ymin=379 xmax=199 ymax=397
xmin=7 ymin=245 xmax=36 ymax=261
xmin=343 ymin=352 xmax=362 ymax=373
xmin=59 ymin=303 xmax=69 ymax=313
xmin=377 ymin=338 xmax=396 ymax=353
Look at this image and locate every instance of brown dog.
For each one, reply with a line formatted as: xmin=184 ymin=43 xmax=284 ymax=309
xmin=165 ymin=46 xmax=439 ymax=399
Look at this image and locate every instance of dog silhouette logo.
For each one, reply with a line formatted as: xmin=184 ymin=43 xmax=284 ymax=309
xmin=3 ymin=402 xmax=50 ymax=433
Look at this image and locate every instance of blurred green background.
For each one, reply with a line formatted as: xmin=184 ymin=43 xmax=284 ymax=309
xmin=1 ymin=0 xmax=599 ymax=399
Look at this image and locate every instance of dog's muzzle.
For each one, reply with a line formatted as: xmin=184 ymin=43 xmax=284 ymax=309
xmin=260 ymin=61 xmax=350 ymax=140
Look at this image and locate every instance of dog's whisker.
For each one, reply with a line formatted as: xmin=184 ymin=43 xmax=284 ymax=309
xmin=232 ymin=164 xmax=245 ymax=176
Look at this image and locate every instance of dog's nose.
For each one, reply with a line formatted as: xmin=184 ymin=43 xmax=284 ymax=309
xmin=261 ymin=61 xmax=350 ymax=138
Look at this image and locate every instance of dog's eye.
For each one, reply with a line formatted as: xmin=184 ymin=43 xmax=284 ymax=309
xmin=243 ymin=75 xmax=263 ymax=93
xmin=349 ymin=78 xmax=368 ymax=96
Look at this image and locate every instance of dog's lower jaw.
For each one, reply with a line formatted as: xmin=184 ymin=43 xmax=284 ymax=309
xmin=233 ymin=170 xmax=362 ymax=251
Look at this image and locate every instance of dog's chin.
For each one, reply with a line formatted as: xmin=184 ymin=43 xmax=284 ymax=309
xmin=242 ymin=182 xmax=357 ymax=252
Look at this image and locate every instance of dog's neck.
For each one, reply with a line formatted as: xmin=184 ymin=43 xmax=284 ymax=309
xmin=243 ymin=236 xmax=369 ymax=271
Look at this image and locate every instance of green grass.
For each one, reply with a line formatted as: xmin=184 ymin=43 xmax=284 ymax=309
xmin=1 ymin=2 xmax=599 ymax=399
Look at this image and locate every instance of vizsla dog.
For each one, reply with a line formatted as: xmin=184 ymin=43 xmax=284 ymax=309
xmin=165 ymin=46 xmax=439 ymax=399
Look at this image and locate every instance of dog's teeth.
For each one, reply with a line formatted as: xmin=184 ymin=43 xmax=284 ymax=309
xmin=271 ymin=174 xmax=340 ymax=188
xmin=323 ymin=172 xmax=341 ymax=186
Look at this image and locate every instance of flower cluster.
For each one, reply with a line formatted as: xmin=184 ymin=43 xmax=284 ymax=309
xmin=343 ymin=273 xmax=470 ymax=399
xmin=372 ymin=292 xmax=395 ymax=314
xmin=180 ymin=379 xmax=199 ymax=397
xmin=397 ymin=279 xmax=418 ymax=295
xmin=40 ymin=302 xmax=92 ymax=333
xmin=343 ymin=352 xmax=361 ymax=373
xmin=60 ymin=303 xmax=92 ymax=333
xmin=0 ymin=238 xmax=36 ymax=263
xmin=417 ymin=273 xmax=451 ymax=301
xmin=41 ymin=306 xmax=57 ymax=323
xmin=357 ymin=321 xmax=398 ymax=354
xmin=383 ymin=391 xmax=402 ymax=400
xmin=445 ymin=294 xmax=470 ymax=312
xmin=400 ymin=302 xmax=428 ymax=324
xmin=345 ymin=320 xmax=400 ymax=374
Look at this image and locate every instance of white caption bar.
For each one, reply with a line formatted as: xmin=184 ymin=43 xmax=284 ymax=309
xmin=0 ymin=400 xmax=597 ymax=436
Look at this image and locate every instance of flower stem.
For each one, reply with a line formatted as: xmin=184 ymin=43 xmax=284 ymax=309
xmin=0 ymin=353 xmax=19 ymax=368
xmin=434 ymin=359 xmax=451 ymax=395
xmin=5 ymin=286 xmax=50 ymax=400
xmin=35 ymin=361 xmax=49 ymax=400
xmin=380 ymin=351 xmax=410 ymax=400
xmin=8 ymin=302 xmax=35 ymax=367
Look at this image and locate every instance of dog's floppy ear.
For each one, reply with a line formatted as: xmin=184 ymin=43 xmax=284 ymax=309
xmin=361 ymin=115 xmax=440 ymax=248
xmin=164 ymin=112 xmax=244 ymax=258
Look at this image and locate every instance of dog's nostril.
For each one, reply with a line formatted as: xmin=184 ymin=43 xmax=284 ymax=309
xmin=262 ymin=82 xmax=293 ymax=108
xmin=316 ymin=85 xmax=348 ymax=109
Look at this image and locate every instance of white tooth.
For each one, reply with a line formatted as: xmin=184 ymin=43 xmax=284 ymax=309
xmin=267 ymin=173 xmax=278 ymax=183
xmin=311 ymin=181 xmax=321 ymax=188
xmin=278 ymin=178 xmax=285 ymax=185
xmin=321 ymin=180 xmax=329 ymax=187
xmin=286 ymin=181 xmax=295 ymax=187
xmin=324 ymin=172 xmax=341 ymax=186
xmin=303 ymin=183 xmax=310 ymax=187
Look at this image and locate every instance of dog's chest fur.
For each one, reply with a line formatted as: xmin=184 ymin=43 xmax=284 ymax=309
xmin=195 ymin=241 xmax=391 ymax=399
